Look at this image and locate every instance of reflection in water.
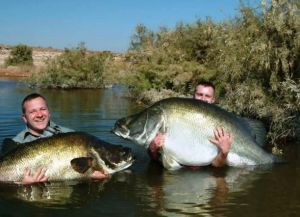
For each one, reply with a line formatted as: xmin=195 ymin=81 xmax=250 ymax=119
xmin=16 ymin=181 xmax=105 ymax=207
xmin=0 ymin=170 xmax=132 ymax=208
xmin=142 ymin=165 xmax=260 ymax=217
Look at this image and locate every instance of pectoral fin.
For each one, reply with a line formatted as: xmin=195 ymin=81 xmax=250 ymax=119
xmin=161 ymin=152 xmax=182 ymax=170
xmin=240 ymin=117 xmax=267 ymax=147
xmin=71 ymin=157 xmax=94 ymax=173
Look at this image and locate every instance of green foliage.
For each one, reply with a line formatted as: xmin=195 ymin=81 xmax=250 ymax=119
xmin=121 ymin=0 xmax=300 ymax=145
xmin=5 ymin=44 xmax=33 ymax=66
xmin=129 ymin=24 xmax=156 ymax=51
xmin=28 ymin=43 xmax=110 ymax=88
xmin=215 ymin=0 xmax=300 ymax=144
xmin=124 ymin=21 xmax=220 ymax=98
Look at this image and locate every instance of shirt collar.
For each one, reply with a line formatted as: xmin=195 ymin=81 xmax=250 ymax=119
xmin=22 ymin=121 xmax=60 ymax=140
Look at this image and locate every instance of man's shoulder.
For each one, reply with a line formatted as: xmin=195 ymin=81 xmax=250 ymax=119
xmin=12 ymin=121 xmax=74 ymax=144
xmin=12 ymin=129 xmax=29 ymax=143
xmin=49 ymin=121 xmax=74 ymax=133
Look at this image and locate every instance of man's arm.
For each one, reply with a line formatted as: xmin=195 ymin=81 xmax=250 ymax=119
xmin=91 ymin=170 xmax=109 ymax=179
xmin=210 ymin=128 xmax=233 ymax=167
xmin=148 ymin=128 xmax=233 ymax=167
xmin=22 ymin=167 xmax=109 ymax=184
xmin=148 ymin=132 xmax=164 ymax=161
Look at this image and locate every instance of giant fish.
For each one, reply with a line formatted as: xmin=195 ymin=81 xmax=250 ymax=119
xmin=0 ymin=132 xmax=134 ymax=183
xmin=112 ymin=97 xmax=279 ymax=170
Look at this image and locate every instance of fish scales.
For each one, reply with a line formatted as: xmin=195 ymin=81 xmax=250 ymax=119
xmin=0 ymin=132 xmax=134 ymax=182
xmin=113 ymin=97 xmax=277 ymax=170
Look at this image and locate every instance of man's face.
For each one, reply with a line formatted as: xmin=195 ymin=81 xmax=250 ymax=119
xmin=193 ymin=85 xmax=215 ymax=103
xmin=22 ymin=97 xmax=50 ymax=135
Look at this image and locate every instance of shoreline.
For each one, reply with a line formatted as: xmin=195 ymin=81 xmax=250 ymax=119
xmin=0 ymin=68 xmax=31 ymax=79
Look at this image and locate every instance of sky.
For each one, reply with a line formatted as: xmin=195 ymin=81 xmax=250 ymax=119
xmin=0 ymin=0 xmax=260 ymax=52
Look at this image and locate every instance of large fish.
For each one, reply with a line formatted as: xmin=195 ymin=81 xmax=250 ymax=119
xmin=112 ymin=97 xmax=279 ymax=170
xmin=0 ymin=132 xmax=134 ymax=183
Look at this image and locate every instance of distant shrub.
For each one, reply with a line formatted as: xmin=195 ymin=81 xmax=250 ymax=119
xmin=5 ymin=44 xmax=33 ymax=66
xmin=28 ymin=43 xmax=111 ymax=88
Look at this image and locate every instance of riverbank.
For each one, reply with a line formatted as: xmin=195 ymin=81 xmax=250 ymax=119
xmin=0 ymin=45 xmax=124 ymax=79
xmin=0 ymin=45 xmax=63 ymax=78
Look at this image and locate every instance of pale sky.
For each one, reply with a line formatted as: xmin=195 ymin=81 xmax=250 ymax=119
xmin=0 ymin=0 xmax=260 ymax=52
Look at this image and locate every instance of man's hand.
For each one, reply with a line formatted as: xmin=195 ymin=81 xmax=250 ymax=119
xmin=148 ymin=132 xmax=165 ymax=161
xmin=210 ymin=127 xmax=234 ymax=167
xmin=149 ymin=132 xmax=165 ymax=152
xmin=91 ymin=170 xmax=109 ymax=179
xmin=22 ymin=167 xmax=49 ymax=185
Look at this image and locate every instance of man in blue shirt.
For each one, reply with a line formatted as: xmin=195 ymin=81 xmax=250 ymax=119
xmin=6 ymin=93 xmax=108 ymax=184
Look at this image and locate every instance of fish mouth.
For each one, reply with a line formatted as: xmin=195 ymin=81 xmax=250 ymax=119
xmin=108 ymin=157 xmax=135 ymax=174
xmin=111 ymin=124 xmax=130 ymax=139
xmin=100 ymin=144 xmax=134 ymax=170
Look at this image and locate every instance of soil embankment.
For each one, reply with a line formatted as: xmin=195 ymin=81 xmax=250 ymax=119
xmin=0 ymin=45 xmax=62 ymax=78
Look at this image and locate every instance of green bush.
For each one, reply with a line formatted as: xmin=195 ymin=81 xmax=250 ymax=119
xmin=5 ymin=44 xmax=33 ymax=66
xmin=28 ymin=43 xmax=111 ymax=88
xmin=119 ymin=0 xmax=300 ymax=145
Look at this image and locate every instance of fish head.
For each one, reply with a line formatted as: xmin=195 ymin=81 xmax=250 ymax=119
xmin=112 ymin=106 xmax=164 ymax=148
xmin=90 ymin=140 xmax=135 ymax=174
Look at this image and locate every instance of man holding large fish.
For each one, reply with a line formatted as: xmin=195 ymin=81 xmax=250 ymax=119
xmin=112 ymin=82 xmax=278 ymax=170
xmin=1 ymin=93 xmax=121 ymax=184
xmin=147 ymin=82 xmax=234 ymax=168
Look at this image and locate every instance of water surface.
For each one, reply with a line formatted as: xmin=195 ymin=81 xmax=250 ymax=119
xmin=0 ymin=78 xmax=299 ymax=217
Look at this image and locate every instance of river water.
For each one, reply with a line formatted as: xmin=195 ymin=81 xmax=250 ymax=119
xmin=0 ymin=78 xmax=299 ymax=217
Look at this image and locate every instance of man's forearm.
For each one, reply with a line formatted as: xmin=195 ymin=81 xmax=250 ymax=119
xmin=210 ymin=127 xmax=233 ymax=167
xmin=211 ymin=152 xmax=228 ymax=167
xmin=147 ymin=148 xmax=160 ymax=161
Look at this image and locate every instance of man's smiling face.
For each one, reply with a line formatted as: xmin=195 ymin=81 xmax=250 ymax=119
xmin=22 ymin=97 xmax=50 ymax=135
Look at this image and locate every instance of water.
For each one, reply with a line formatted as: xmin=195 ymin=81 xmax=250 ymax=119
xmin=0 ymin=78 xmax=300 ymax=217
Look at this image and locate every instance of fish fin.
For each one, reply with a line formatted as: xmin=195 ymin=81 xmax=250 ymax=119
xmin=161 ymin=152 xmax=182 ymax=170
xmin=240 ymin=117 xmax=267 ymax=147
xmin=71 ymin=157 xmax=94 ymax=174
